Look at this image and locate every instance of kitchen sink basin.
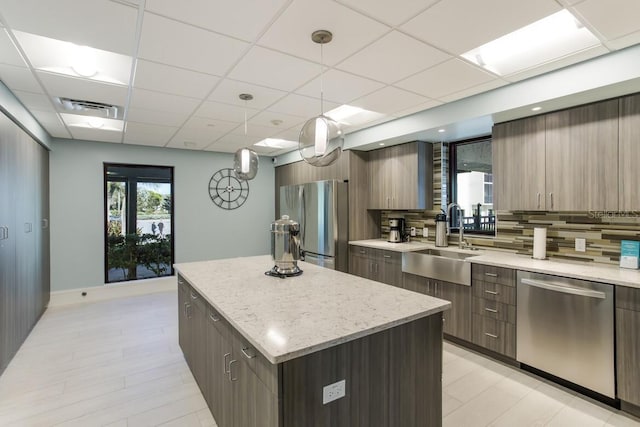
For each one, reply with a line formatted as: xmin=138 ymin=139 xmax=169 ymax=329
xmin=402 ymin=248 xmax=475 ymax=286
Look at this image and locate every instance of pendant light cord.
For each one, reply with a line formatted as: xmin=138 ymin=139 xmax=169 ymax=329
xmin=320 ymin=42 xmax=324 ymax=116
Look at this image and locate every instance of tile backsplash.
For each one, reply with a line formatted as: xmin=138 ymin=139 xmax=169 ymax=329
xmin=381 ymin=210 xmax=640 ymax=265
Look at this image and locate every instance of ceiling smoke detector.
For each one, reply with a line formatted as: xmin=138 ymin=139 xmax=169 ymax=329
xmin=55 ymin=97 xmax=123 ymax=120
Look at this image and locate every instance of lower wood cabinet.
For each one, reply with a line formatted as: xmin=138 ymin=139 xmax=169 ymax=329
xmin=616 ymin=286 xmax=640 ymax=409
xmin=349 ymin=245 xmax=402 ymax=287
xmin=179 ymin=274 xmax=443 ymax=427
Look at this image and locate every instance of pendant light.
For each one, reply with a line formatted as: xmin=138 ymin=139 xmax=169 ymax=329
xmin=298 ymin=30 xmax=343 ymax=167
xmin=233 ymin=93 xmax=259 ymax=180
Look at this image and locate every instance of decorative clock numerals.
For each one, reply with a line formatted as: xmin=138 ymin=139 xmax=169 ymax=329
xmin=208 ymin=168 xmax=249 ymax=210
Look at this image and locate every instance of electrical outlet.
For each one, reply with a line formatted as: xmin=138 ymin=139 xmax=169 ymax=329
xmin=423 ymin=227 xmax=428 ymax=238
xmin=575 ymin=238 xmax=586 ymax=252
xmin=322 ymin=379 xmax=346 ymax=404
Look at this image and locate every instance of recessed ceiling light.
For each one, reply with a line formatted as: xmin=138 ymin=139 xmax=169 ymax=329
xmin=13 ymin=30 xmax=132 ymax=85
xmin=438 ymin=129 xmax=445 ymax=133
xmin=60 ymin=113 xmax=123 ymax=132
xmin=461 ymin=10 xmax=600 ymax=76
xmin=531 ymin=106 xmax=542 ymax=111
xmin=254 ymin=138 xmax=298 ymax=149
xmin=325 ymin=104 xmax=386 ymax=127
xmin=379 ymin=143 xmax=385 ymax=146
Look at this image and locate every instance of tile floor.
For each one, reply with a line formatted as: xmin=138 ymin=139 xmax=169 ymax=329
xmin=0 ymin=291 xmax=638 ymax=427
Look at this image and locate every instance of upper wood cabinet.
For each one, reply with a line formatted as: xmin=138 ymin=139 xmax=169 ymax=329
xmin=493 ymin=116 xmax=546 ymax=211
xmin=493 ymin=98 xmax=620 ymax=211
xmin=367 ymin=142 xmax=433 ymax=210
xmin=619 ymin=93 xmax=640 ymax=211
xmin=545 ymin=99 xmax=619 ymax=211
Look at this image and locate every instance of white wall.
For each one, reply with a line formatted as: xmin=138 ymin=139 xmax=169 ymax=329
xmin=50 ymin=139 xmax=275 ymax=291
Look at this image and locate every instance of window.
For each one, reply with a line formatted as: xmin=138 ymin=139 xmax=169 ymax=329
xmin=449 ymin=138 xmax=495 ymax=235
xmin=104 ymin=164 xmax=174 ymax=283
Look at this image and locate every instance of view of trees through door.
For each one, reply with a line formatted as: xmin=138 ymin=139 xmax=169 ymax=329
xmin=105 ymin=164 xmax=174 ymax=283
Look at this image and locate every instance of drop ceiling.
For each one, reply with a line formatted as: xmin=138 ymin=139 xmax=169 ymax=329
xmin=0 ymin=0 xmax=638 ymax=156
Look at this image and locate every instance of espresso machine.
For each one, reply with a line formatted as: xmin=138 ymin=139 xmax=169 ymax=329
xmin=388 ymin=218 xmax=407 ymax=243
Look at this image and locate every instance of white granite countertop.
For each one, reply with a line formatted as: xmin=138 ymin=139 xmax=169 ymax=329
xmin=174 ymin=255 xmax=451 ymax=364
xmin=350 ymin=239 xmax=640 ymax=289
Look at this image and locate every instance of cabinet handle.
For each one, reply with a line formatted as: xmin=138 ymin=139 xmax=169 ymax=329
xmin=178 ymin=279 xmax=184 ymax=285
xmin=0 ymin=226 xmax=6 ymax=240
xmin=223 ymin=352 xmax=231 ymax=374
xmin=209 ymin=312 xmax=220 ymax=322
xmin=186 ymin=303 xmax=192 ymax=318
xmin=241 ymin=347 xmax=255 ymax=359
xmin=383 ymin=255 xmax=392 ymax=259
xmin=484 ymin=273 xmax=498 ymax=277
xmin=484 ymin=307 xmax=498 ymax=313
xmin=484 ymin=332 xmax=498 ymax=339
xmin=484 ymin=290 xmax=499 ymax=295
xmin=228 ymin=360 xmax=238 ymax=381
xmin=42 ymin=218 xmax=49 ymax=229
xmin=190 ymin=292 xmax=198 ymax=300
xmin=549 ymin=192 xmax=554 ymax=210
xmin=387 ymin=196 xmax=390 ymax=208
xmin=360 ymin=249 xmax=366 ymax=254
xmin=537 ymin=193 xmax=541 ymax=209
xmin=24 ymin=222 xmax=32 ymax=233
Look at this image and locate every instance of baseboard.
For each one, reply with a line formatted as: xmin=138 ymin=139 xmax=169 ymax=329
xmin=48 ymin=276 xmax=177 ymax=307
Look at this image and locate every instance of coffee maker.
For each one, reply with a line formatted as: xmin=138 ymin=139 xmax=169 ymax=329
xmin=388 ymin=218 xmax=406 ymax=243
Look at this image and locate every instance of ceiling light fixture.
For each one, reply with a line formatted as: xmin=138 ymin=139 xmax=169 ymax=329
xmin=298 ymin=30 xmax=343 ymax=167
xmin=233 ymin=93 xmax=259 ymax=181
xmin=71 ymin=45 xmax=98 ymax=77
xmin=254 ymin=138 xmax=298 ymax=149
xmin=531 ymin=106 xmax=542 ymax=111
xmin=461 ymin=10 xmax=600 ymax=76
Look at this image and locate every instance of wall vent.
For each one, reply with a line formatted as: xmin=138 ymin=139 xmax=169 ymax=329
xmin=55 ymin=97 xmax=123 ymax=120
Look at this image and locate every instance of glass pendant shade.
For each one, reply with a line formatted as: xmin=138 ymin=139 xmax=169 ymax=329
xmin=298 ymin=115 xmax=343 ymax=167
xmin=233 ymin=147 xmax=258 ymax=180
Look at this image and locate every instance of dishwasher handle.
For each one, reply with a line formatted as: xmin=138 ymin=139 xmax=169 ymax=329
xmin=520 ymin=278 xmax=606 ymax=299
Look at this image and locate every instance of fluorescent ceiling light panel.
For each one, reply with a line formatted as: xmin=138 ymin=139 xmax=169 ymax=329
xmin=60 ymin=113 xmax=124 ymax=131
xmin=13 ymin=31 xmax=132 ymax=85
xmin=254 ymin=138 xmax=298 ymax=149
xmin=461 ymin=10 xmax=600 ymax=76
xmin=325 ymin=104 xmax=386 ymax=127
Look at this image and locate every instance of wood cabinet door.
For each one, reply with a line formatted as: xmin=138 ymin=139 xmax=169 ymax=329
xmin=492 ymin=116 xmax=546 ymax=210
xmin=435 ymin=281 xmax=471 ymax=341
xmin=389 ymin=143 xmax=418 ymax=209
xmin=349 ymin=246 xmax=371 ymax=278
xmin=367 ymin=148 xmax=388 ymax=209
xmin=545 ymin=99 xmax=619 ymax=211
xmin=206 ymin=311 xmax=233 ymax=427
xmin=191 ymin=293 xmax=209 ymax=397
xmin=616 ymin=307 xmax=640 ymax=406
xmin=177 ymin=279 xmax=190 ymax=361
xmin=619 ymin=93 xmax=640 ymax=211
xmin=378 ymin=250 xmax=402 ymax=288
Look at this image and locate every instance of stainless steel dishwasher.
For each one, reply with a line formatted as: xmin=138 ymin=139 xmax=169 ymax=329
xmin=517 ymin=271 xmax=615 ymax=398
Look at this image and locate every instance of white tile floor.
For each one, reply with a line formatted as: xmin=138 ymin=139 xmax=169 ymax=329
xmin=0 ymin=291 xmax=638 ymax=427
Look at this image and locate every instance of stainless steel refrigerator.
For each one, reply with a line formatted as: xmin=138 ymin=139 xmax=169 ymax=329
xmin=279 ymin=180 xmax=349 ymax=273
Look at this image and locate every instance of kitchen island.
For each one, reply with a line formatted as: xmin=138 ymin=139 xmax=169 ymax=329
xmin=175 ymin=255 xmax=450 ymax=427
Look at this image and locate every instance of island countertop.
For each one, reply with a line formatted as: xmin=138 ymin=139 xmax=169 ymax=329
xmin=174 ymin=255 xmax=450 ymax=364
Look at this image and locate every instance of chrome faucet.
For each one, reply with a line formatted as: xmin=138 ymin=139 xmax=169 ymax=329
xmin=447 ymin=202 xmax=465 ymax=249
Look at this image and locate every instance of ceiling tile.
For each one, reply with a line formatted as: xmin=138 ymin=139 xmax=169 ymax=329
xmin=138 ymin=13 xmax=250 ymax=75
xmin=605 ymin=30 xmax=640 ymax=50
xmin=227 ymin=46 xmax=320 ymax=92
xmin=194 ymin=100 xmax=259 ymax=122
xmin=68 ymin=127 xmax=123 ymax=143
xmin=145 ymin=0 xmax=289 ymax=42
xmin=126 ymin=107 xmax=191 ymax=127
xmin=181 ymin=116 xmax=240 ymax=135
xmin=37 ymin=71 xmax=129 ymax=107
xmin=248 ymin=110 xmax=304 ymax=130
xmin=336 ymin=31 xmax=451 ymax=84
xmin=0 ymin=29 xmax=27 ymax=67
xmin=228 ymin=123 xmax=278 ymax=139
xmin=205 ymin=133 xmax=262 ymax=152
xmin=392 ymin=99 xmax=442 ymax=118
xmin=30 ymin=109 xmax=71 ymax=138
xmin=11 ymin=89 xmax=52 ymax=110
xmin=272 ymin=125 xmax=303 ymax=143
xmin=0 ymin=0 xmax=139 ymax=55
xmin=395 ymin=59 xmax=497 ymax=99
xmin=335 ymin=0 xmax=438 ymax=26
xmin=438 ymin=79 xmax=508 ymax=103
xmin=257 ymin=0 xmax=389 ymax=66
xmin=295 ymin=69 xmax=385 ymax=103
xmin=208 ymin=79 xmax=287 ymax=109
xmin=0 ymin=63 xmax=41 ymax=92
xmin=503 ymin=45 xmax=610 ymax=83
xmin=401 ymin=0 xmax=561 ymax=54
xmin=167 ymin=125 xmax=229 ymax=150
xmin=134 ymin=60 xmax=220 ymax=99
xmin=129 ymin=88 xmax=201 ymax=114
xmin=574 ymin=0 xmax=640 ymax=41
xmin=123 ymin=121 xmax=178 ymax=144
xmin=267 ymin=93 xmax=339 ymax=118
xmin=351 ymin=86 xmax=429 ymax=115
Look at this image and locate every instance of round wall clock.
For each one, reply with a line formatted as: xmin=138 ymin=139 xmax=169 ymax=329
xmin=208 ymin=168 xmax=250 ymax=210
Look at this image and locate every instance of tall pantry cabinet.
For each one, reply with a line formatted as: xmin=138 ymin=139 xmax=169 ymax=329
xmin=0 ymin=112 xmax=50 ymax=375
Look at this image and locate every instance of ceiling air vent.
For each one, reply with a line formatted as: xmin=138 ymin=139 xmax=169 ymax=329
xmin=55 ymin=97 xmax=123 ymax=120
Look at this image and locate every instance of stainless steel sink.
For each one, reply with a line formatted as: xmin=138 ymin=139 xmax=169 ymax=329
xmin=402 ymin=249 xmax=474 ymax=286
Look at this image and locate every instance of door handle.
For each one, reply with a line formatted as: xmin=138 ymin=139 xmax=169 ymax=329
xmin=484 ymin=272 xmax=498 ymax=277
xmin=484 ymin=290 xmax=499 ymax=295
xmin=521 ymin=278 xmax=606 ymax=299
xmin=484 ymin=332 xmax=498 ymax=339
xmin=228 ymin=360 xmax=238 ymax=381
xmin=241 ymin=347 xmax=255 ymax=359
xmin=484 ymin=307 xmax=498 ymax=313
xmin=223 ymin=352 xmax=231 ymax=374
